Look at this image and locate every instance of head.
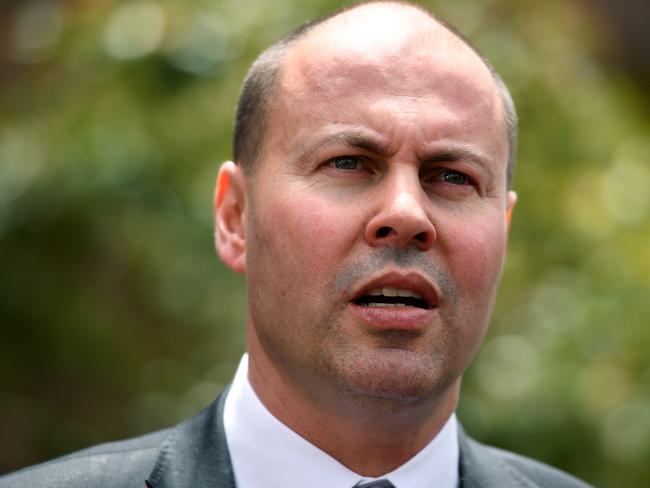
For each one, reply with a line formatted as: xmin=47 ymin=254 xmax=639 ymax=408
xmin=233 ymin=1 xmax=518 ymax=188
xmin=215 ymin=1 xmax=518 ymax=415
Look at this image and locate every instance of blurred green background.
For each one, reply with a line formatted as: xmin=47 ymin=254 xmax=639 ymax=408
xmin=1 ymin=0 xmax=649 ymax=486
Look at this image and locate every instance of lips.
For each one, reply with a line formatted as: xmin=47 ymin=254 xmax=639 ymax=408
xmin=355 ymin=286 xmax=428 ymax=308
xmin=351 ymin=272 xmax=439 ymax=310
xmin=348 ymin=271 xmax=440 ymax=331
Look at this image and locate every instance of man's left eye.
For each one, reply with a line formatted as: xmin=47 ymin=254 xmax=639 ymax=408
xmin=330 ymin=156 xmax=361 ymax=170
xmin=438 ymin=170 xmax=469 ymax=185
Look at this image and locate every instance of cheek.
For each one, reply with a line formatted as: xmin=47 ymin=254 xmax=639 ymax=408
xmin=251 ymin=193 xmax=358 ymax=296
xmin=275 ymin=195 xmax=358 ymax=265
xmin=443 ymin=215 xmax=507 ymax=298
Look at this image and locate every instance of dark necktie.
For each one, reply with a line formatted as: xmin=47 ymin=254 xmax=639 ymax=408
xmin=353 ymin=480 xmax=396 ymax=488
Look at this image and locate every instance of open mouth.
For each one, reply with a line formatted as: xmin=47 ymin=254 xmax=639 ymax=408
xmin=354 ymin=286 xmax=430 ymax=309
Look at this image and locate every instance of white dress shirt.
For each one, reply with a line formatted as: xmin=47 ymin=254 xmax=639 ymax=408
xmin=223 ymin=354 xmax=459 ymax=488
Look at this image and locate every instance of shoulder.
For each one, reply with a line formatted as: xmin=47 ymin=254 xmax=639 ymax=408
xmin=459 ymin=428 xmax=593 ymax=488
xmin=0 ymin=389 xmax=234 ymax=488
xmin=0 ymin=429 xmax=170 ymax=488
xmin=474 ymin=440 xmax=592 ymax=488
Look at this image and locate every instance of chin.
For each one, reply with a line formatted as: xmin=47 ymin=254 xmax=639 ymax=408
xmin=335 ymin=348 xmax=457 ymax=405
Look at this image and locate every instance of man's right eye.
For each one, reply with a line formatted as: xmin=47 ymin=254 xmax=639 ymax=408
xmin=329 ymin=156 xmax=361 ymax=170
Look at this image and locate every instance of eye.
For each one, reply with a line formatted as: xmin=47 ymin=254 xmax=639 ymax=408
xmin=438 ymin=170 xmax=470 ymax=185
xmin=329 ymin=156 xmax=362 ymax=170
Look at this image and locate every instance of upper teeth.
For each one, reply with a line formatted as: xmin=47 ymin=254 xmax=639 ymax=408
xmin=366 ymin=286 xmax=422 ymax=299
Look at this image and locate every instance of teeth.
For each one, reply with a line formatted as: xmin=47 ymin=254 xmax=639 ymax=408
xmin=365 ymin=286 xmax=422 ymax=299
xmin=367 ymin=302 xmax=406 ymax=307
xmin=397 ymin=288 xmax=421 ymax=298
xmin=383 ymin=287 xmax=398 ymax=297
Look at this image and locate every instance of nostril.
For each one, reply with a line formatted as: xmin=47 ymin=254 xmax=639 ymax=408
xmin=415 ymin=232 xmax=428 ymax=243
xmin=376 ymin=226 xmax=391 ymax=238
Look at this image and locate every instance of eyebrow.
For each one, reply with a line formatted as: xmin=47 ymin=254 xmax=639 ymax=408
xmin=328 ymin=132 xmax=390 ymax=156
xmin=291 ymin=131 xmax=390 ymax=166
xmin=421 ymin=147 xmax=492 ymax=169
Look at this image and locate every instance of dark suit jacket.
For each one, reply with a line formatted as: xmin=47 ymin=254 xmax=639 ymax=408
xmin=0 ymin=389 xmax=592 ymax=487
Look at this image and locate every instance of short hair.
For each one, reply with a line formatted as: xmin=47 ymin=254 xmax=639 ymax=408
xmin=233 ymin=1 xmax=518 ymax=188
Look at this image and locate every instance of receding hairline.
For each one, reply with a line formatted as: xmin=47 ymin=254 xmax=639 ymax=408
xmin=233 ymin=0 xmax=518 ymax=187
xmin=297 ymin=1 xmax=453 ymax=40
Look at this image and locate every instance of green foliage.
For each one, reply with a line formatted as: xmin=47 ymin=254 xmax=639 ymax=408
xmin=1 ymin=0 xmax=648 ymax=485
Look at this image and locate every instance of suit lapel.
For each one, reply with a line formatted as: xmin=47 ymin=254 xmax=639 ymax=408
xmin=146 ymin=387 xmax=236 ymax=488
xmin=458 ymin=425 xmax=539 ymax=488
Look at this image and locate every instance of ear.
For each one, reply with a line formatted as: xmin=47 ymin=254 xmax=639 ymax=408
xmin=506 ymin=190 xmax=517 ymax=233
xmin=214 ymin=161 xmax=247 ymax=274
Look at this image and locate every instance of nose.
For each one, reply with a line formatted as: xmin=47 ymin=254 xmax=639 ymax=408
xmin=364 ymin=171 xmax=436 ymax=250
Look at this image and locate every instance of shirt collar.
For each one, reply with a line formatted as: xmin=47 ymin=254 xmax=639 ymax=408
xmin=223 ymin=354 xmax=459 ymax=488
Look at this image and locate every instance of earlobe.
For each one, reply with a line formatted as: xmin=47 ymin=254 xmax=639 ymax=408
xmin=214 ymin=161 xmax=247 ymax=273
xmin=506 ymin=190 xmax=517 ymax=232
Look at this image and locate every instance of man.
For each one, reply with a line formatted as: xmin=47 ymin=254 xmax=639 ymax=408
xmin=0 ymin=2 xmax=592 ymax=487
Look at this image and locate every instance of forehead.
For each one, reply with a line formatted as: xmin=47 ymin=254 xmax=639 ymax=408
xmin=282 ymin=6 xmax=495 ymax=94
xmin=261 ymin=6 xmax=507 ymax=170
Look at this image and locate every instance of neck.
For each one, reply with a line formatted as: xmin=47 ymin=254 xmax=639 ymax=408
xmin=247 ymin=345 xmax=460 ymax=477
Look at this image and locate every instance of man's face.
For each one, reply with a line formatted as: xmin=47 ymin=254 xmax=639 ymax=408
xmin=237 ymin=21 xmax=515 ymax=409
